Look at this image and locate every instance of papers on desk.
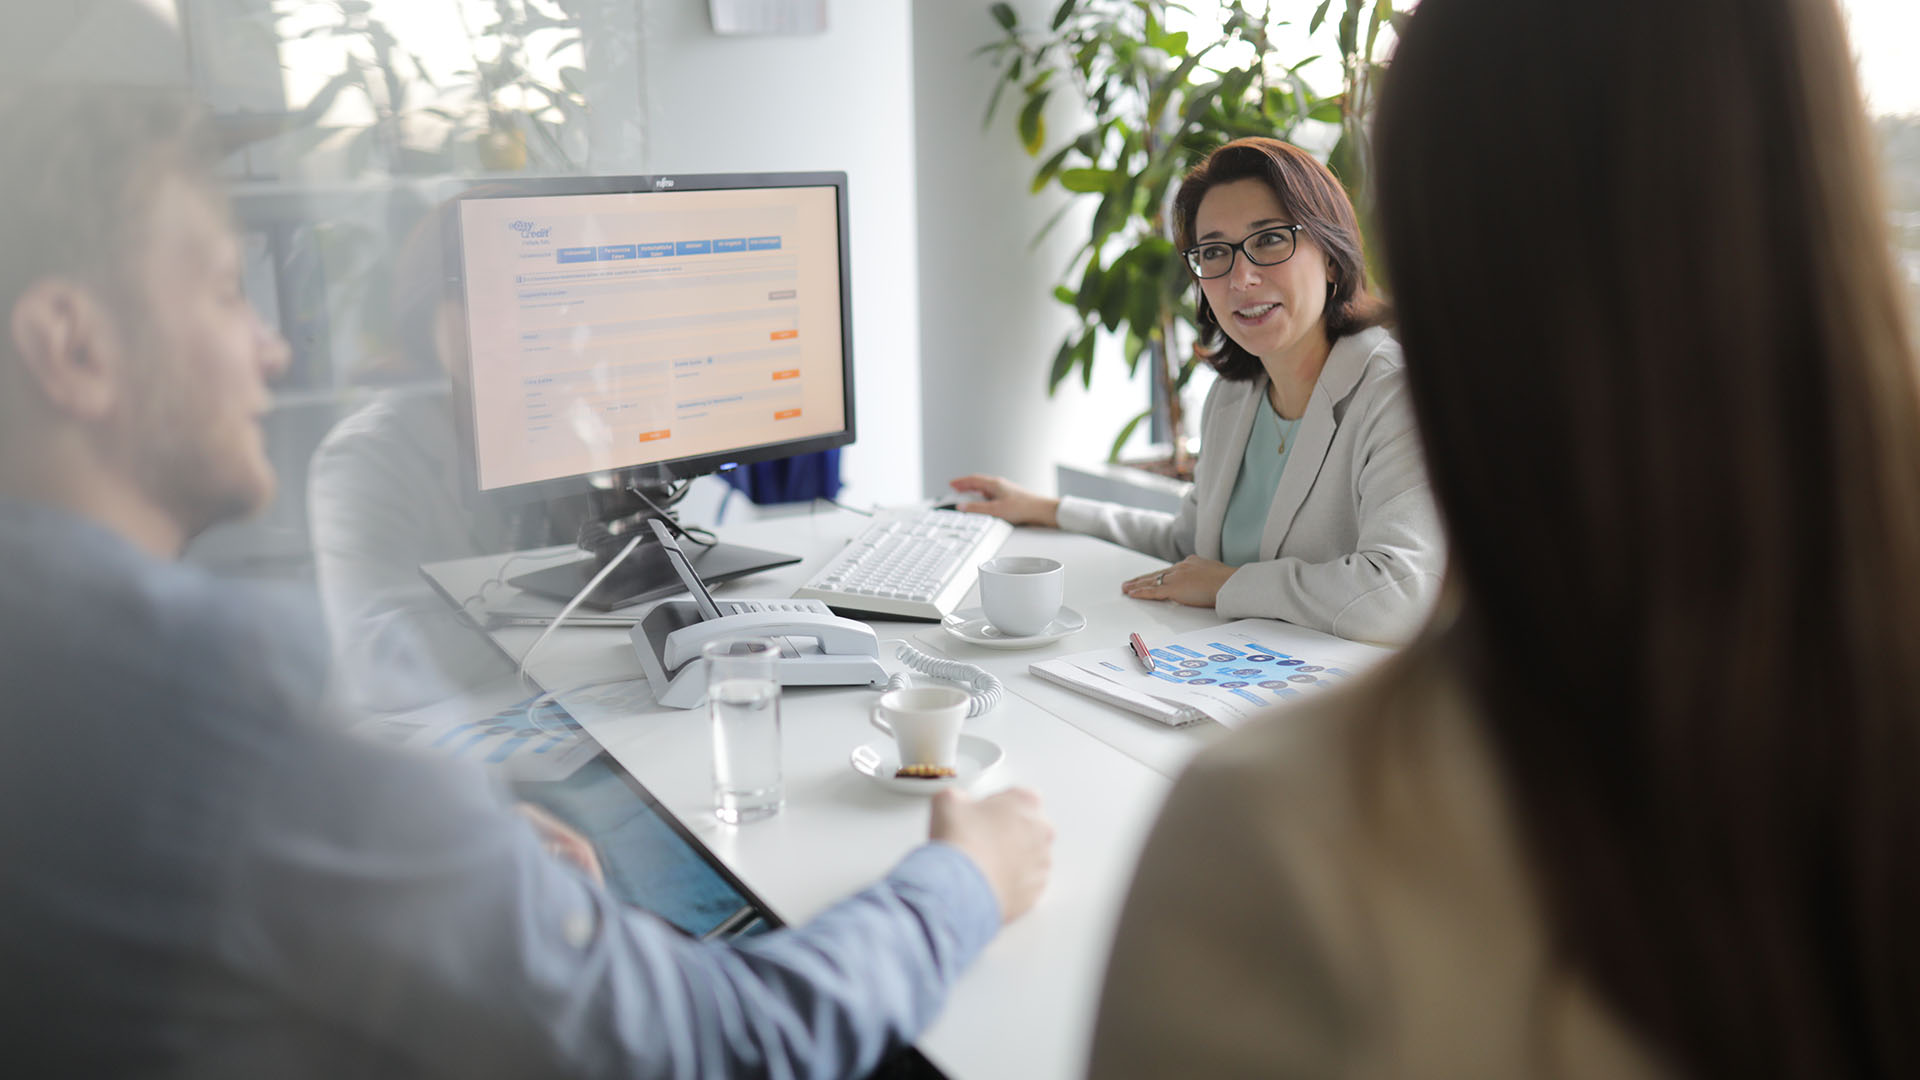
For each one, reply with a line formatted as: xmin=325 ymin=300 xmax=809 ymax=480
xmin=1030 ymin=619 xmax=1389 ymax=729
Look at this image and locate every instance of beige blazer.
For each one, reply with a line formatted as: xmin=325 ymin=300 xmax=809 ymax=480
xmin=1056 ymin=327 xmax=1443 ymax=644
xmin=1087 ymin=644 xmax=1669 ymax=1079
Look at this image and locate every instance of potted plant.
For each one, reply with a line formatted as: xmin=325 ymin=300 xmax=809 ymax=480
xmin=980 ymin=0 xmax=1399 ymax=478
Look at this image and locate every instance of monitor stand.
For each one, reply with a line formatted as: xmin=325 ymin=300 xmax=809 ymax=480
xmin=508 ymin=539 xmax=800 ymax=612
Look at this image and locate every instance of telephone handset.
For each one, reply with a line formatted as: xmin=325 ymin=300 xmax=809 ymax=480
xmin=632 ymin=520 xmax=889 ymax=709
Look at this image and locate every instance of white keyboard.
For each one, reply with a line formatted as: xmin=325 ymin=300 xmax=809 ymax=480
xmin=792 ymin=508 xmax=1013 ymax=620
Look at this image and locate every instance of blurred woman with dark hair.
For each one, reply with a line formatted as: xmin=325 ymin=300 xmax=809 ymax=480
xmin=1089 ymin=0 xmax=1920 ymax=1076
xmin=952 ymin=138 xmax=1443 ymax=644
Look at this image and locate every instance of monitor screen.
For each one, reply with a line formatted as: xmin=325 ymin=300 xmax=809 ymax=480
xmin=450 ymin=172 xmax=855 ymax=500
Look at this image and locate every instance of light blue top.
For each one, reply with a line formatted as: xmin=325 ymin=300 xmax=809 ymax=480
xmin=1220 ymin=394 xmax=1301 ymax=567
xmin=0 ymin=496 xmax=1001 ymax=1078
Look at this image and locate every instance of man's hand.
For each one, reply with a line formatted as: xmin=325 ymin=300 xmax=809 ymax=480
xmin=948 ymin=475 xmax=1062 ymax=529
xmin=517 ymin=802 xmax=605 ymax=887
xmin=1121 ymin=555 xmax=1236 ymax=608
xmin=929 ymin=787 xmax=1054 ymax=924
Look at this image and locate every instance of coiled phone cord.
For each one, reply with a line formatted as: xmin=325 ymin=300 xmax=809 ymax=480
xmin=885 ymin=642 xmax=1003 ymax=717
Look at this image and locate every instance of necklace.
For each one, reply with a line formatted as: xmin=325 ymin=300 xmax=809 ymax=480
xmin=1268 ymin=401 xmax=1300 ymax=455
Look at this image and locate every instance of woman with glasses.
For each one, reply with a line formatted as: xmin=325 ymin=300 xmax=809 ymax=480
xmin=951 ymin=138 xmax=1443 ymax=644
xmin=1089 ymin=0 xmax=1920 ymax=1076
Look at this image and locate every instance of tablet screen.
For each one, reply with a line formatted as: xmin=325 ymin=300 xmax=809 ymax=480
xmin=514 ymin=753 xmax=778 ymax=939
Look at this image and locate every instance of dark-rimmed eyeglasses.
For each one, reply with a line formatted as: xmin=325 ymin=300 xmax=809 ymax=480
xmin=1181 ymin=225 xmax=1304 ymax=279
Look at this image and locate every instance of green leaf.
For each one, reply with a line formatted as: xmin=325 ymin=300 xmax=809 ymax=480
xmin=1162 ymin=31 xmax=1188 ymax=56
xmin=1050 ymin=0 xmax=1077 ymax=31
xmin=1109 ymin=409 xmax=1152 ymax=463
xmin=1076 ymin=260 xmax=1106 ymax=315
xmin=1073 ymin=332 xmax=1097 ymax=390
xmin=1049 ymin=336 xmax=1078 ymax=390
xmin=1182 ymin=77 xmax=1222 ymax=124
xmin=1147 ymin=52 xmax=1202 ymax=123
xmin=1049 ymin=330 xmax=1096 ymax=394
xmin=991 ymin=3 xmax=1017 ymax=32
xmin=1328 ymin=129 xmax=1360 ymax=187
xmin=1309 ymin=97 xmax=1344 ymax=123
xmin=1057 ymin=167 xmax=1111 ymax=193
xmin=983 ymin=71 xmax=1010 ymax=129
xmin=1099 ymin=252 xmax=1134 ymax=332
xmin=1031 ymin=143 xmax=1077 ymax=194
xmin=1127 ymin=242 xmax=1170 ymax=336
xmin=1018 ymin=91 xmax=1051 ymax=155
xmin=1309 ymin=0 xmax=1333 ymax=34
xmin=1053 ymin=285 xmax=1078 ymax=306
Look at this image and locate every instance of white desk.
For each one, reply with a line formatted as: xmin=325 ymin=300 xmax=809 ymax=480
xmin=421 ymin=509 xmax=1352 ymax=1079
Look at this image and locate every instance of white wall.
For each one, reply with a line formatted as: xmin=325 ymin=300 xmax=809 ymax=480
xmin=910 ymin=0 xmax=1148 ymax=499
xmin=631 ymin=0 xmax=924 ymax=506
xmin=626 ymin=0 xmax=1147 ymax=506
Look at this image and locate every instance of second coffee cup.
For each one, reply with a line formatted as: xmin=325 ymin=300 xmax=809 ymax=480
xmin=870 ymin=685 xmax=971 ymax=770
xmin=977 ymin=556 xmax=1065 ymax=637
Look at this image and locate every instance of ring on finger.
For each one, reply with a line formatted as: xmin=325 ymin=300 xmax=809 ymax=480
xmin=1157 ymin=572 xmax=1167 ymax=586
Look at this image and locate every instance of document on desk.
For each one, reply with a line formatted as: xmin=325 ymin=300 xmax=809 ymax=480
xmin=1030 ymin=619 xmax=1389 ymax=729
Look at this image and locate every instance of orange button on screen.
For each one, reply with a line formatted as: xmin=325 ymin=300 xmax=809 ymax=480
xmin=772 ymin=369 xmax=800 ymax=380
xmin=638 ymin=429 xmax=671 ymax=442
xmin=773 ymin=408 xmax=802 ymax=420
xmin=770 ymin=329 xmax=798 ymax=341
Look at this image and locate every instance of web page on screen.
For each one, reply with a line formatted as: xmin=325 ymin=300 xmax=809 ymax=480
xmin=458 ymin=185 xmax=847 ymax=491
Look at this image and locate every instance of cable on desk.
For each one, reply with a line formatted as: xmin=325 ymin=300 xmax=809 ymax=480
xmin=625 ymin=479 xmax=718 ymax=547
xmin=814 ymin=496 xmax=875 ymax=517
xmin=516 ymin=532 xmax=644 ymax=694
xmin=456 ymin=547 xmax=582 ymax=615
xmin=886 ymin=642 xmax=1003 ymax=717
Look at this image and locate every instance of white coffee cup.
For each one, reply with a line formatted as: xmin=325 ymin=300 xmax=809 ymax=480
xmin=869 ymin=685 xmax=969 ymax=768
xmin=977 ymin=556 xmax=1065 ymax=637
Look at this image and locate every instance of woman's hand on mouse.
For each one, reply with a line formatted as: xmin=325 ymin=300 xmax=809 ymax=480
xmin=1122 ymin=556 xmax=1236 ymax=608
xmin=948 ymin=475 xmax=1061 ymax=528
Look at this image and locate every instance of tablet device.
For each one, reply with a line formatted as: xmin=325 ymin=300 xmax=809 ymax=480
xmin=513 ymin=752 xmax=778 ymax=939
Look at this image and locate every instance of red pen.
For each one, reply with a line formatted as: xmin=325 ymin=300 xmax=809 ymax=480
xmin=1128 ymin=632 xmax=1156 ymax=673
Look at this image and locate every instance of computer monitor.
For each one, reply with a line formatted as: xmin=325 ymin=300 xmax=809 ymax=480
xmin=448 ymin=171 xmax=857 ymax=608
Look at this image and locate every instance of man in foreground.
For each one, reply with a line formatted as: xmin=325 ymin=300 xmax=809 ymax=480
xmin=0 ymin=86 xmax=1052 ymax=1078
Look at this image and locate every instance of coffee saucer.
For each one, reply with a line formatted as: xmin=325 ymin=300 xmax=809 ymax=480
xmin=850 ymin=733 xmax=1005 ymax=795
xmin=941 ymin=606 xmax=1087 ymax=649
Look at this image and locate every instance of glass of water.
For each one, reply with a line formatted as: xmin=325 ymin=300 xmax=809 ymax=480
xmin=703 ymin=637 xmax=784 ymax=824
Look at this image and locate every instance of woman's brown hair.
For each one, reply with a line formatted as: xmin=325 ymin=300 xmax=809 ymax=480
xmin=1376 ymin=0 xmax=1920 ymax=1074
xmin=1172 ymin=137 xmax=1386 ymax=381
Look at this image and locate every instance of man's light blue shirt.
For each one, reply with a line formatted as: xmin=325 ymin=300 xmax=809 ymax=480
xmin=0 ymin=497 xmax=1000 ymax=1078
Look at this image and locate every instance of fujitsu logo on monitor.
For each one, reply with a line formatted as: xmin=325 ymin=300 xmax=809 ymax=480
xmin=654 ymin=177 xmax=675 ymax=189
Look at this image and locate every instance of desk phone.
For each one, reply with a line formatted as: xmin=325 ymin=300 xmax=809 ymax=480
xmin=632 ymin=519 xmax=887 ymax=709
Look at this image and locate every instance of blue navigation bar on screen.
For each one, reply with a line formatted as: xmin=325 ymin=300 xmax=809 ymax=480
xmin=556 ymin=236 xmax=782 ymax=265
